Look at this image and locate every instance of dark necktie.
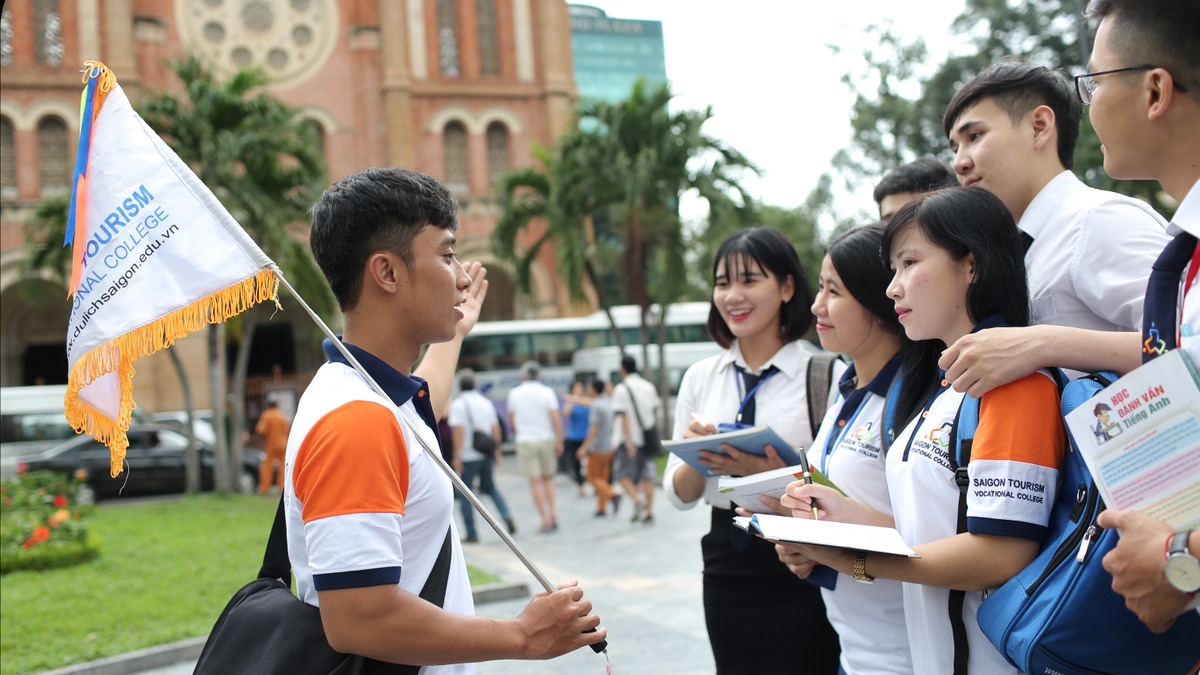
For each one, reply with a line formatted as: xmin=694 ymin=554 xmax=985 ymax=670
xmin=735 ymin=366 xmax=777 ymax=426
xmin=1020 ymin=231 xmax=1034 ymax=254
xmin=730 ymin=366 xmax=775 ymax=552
xmin=1142 ymin=231 xmax=1198 ymax=363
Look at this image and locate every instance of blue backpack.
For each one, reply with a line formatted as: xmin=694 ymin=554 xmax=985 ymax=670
xmin=948 ymin=371 xmax=1200 ymax=675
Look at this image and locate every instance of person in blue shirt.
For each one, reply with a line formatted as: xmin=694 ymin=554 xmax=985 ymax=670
xmin=560 ymin=381 xmax=592 ymax=496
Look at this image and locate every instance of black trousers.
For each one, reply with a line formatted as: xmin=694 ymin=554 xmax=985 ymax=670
xmin=702 ymin=507 xmax=841 ymax=675
xmin=559 ymin=439 xmax=586 ymax=486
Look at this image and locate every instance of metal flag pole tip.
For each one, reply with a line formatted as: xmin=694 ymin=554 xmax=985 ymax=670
xmin=271 ymin=267 xmax=608 ymax=656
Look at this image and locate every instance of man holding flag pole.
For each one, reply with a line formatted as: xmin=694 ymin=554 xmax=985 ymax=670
xmin=61 ymin=62 xmax=606 ymax=671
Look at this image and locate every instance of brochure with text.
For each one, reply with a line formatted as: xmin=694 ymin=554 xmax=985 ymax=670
xmin=1064 ymin=349 xmax=1200 ymax=531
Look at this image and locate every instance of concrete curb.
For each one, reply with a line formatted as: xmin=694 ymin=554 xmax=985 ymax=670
xmin=32 ymin=583 xmax=530 ymax=675
xmin=472 ymin=580 xmax=531 ymax=604
xmin=35 ymin=637 xmax=207 ymax=675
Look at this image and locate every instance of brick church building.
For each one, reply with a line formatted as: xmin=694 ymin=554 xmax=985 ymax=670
xmin=0 ymin=0 xmax=583 ymax=412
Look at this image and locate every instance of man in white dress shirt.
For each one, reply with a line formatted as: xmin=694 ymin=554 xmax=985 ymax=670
xmin=1078 ymin=0 xmax=1200 ymax=633
xmin=937 ymin=59 xmax=1170 ymax=395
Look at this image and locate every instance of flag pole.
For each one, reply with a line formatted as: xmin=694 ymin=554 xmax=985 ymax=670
xmin=270 ymin=267 xmax=557 ymax=589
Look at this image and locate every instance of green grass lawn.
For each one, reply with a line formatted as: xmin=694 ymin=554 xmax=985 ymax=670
xmin=0 ymin=493 xmax=503 ymax=675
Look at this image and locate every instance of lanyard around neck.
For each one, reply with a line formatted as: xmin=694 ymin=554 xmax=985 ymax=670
xmin=734 ymin=366 xmax=779 ymax=425
xmin=821 ymin=394 xmax=870 ymax=475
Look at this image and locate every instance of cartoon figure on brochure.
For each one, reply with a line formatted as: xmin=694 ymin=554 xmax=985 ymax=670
xmin=1092 ymin=402 xmax=1122 ymax=445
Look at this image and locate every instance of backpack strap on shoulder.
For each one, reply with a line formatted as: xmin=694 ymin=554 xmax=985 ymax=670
xmin=807 ymin=352 xmax=841 ymax=436
xmin=945 ymin=393 xmax=981 ymax=675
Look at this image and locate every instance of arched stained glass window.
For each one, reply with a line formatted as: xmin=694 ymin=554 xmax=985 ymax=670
xmin=34 ymin=0 xmax=64 ymax=66
xmin=443 ymin=122 xmax=469 ymax=193
xmin=477 ymin=0 xmax=499 ymax=76
xmin=304 ymin=119 xmax=325 ymax=155
xmin=486 ymin=123 xmax=509 ymax=187
xmin=437 ymin=0 xmax=460 ymax=78
xmin=38 ymin=117 xmax=70 ymax=197
xmin=1 ymin=8 xmax=15 ymax=67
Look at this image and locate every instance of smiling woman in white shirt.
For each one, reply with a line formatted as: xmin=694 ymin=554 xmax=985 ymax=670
xmin=663 ymin=227 xmax=842 ymax=675
xmin=774 ymin=224 xmax=915 ymax=675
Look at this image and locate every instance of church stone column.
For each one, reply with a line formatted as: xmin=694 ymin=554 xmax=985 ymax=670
xmin=381 ymin=0 xmax=415 ymax=169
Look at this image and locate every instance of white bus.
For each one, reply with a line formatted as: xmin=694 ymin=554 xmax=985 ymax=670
xmin=457 ymin=303 xmax=712 ymax=427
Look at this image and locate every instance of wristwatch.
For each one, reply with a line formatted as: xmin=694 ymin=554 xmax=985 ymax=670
xmin=853 ymin=551 xmax=874 ymax=584
xmin=1165 ymin=531 xmax=1200 ymax=595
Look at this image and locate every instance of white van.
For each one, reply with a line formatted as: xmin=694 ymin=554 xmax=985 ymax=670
xmin=0 ymin=385 xmax=76 ymax=477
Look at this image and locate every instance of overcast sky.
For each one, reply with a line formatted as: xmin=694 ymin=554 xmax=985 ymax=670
xmin=580 ymin=0 xmax=969 ymax=224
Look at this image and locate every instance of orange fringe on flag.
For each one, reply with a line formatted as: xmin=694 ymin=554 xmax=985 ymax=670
xmin=64 ymin=269 xmax=279 ymax=477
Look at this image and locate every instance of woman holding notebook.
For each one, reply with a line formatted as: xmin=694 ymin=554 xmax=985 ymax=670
xmin=662 ymin=227 xmax=841 ymax=675
xmin=768 ymin=224 xmax=915 ymax=675
xmin=781 ymin=187 xmax=1068 ymax=675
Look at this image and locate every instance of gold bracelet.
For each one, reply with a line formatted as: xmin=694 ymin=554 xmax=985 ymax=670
xmin=853 ymin=551 xmax=875 ymax=583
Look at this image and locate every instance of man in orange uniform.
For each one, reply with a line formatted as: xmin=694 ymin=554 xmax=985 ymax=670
xmin=255 ymin=397 xmax=291 ymax=493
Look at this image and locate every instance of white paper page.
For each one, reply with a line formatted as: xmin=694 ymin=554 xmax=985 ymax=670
xmin=747 ymin=514 xmax=920 ymax=557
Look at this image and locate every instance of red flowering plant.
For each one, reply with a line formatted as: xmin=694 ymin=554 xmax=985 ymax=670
xmin=1 ymin=471 xmax=99 ymax=574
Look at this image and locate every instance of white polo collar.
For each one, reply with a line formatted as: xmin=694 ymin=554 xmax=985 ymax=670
xmin=1017 ymin=170 xmax=1082 ymax=239
xmin=1168 ymin=180 xmax=1200 ymax=239
xmin=715 ymin=339 xmax=806 ymax=379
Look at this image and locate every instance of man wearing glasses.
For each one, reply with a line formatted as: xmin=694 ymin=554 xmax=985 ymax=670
xmin=935 ymin=59 xmax=1170 ymax=397
xmin=1080 ymin=0 xmax=1200 ymax=634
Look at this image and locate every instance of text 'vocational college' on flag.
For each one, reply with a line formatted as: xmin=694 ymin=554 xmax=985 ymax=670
xmin=63 ymin=62 xmax=277 ymax=477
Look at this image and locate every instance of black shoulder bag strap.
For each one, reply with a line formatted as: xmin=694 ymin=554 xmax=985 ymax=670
xmin=262 ymin=497 xmax=455 ymax=675
xmin=806 ymin=352 xmax=840 ymax=436
xmin=944 ymin=400 xmax=972 ymax=675
xmin=627 ymin=380 xmax=649 ymax=432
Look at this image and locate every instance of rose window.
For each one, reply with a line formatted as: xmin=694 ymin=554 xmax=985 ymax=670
xmin=177 ymin=0 xmax=337 ymax=87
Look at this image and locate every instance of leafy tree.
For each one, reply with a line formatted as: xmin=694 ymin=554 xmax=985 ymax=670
xmin=834 ymin=1 xmax=1171 ymax=216
xmin=495 ymin=79 xmax=757 ymax=407
xmin=492 ymin=141 xmax=628 ymax=351
xmin=138 ymin=54 xmax=333 ymax=491
xmin=578 ymin=80 xmax=757 ymax=404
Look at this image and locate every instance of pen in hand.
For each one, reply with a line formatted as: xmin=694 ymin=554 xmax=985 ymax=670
xmin=797 ymin=449 xmax=820 ymax=521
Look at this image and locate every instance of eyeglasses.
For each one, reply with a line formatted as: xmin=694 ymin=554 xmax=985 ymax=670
xmin=1074 ymin=65 xmax=1189 ymax=105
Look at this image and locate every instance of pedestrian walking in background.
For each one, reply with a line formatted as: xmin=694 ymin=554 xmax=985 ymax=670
xmin=506 ymin=361 xmax=564 ymax=533
xmin=449 ymin=369 xmax=516 ymax=543
xmin=613 ymin=356 xmax=661 ymax=524
xmin=561 ymin=381 xmax=592 ymax=496
xmin=255 ymin=396 xmax=290 ymax=493
xmin=577 ymin=378 xmax=619 ymax=517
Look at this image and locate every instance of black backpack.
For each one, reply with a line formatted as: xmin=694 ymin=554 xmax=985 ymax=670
xmin=193 ymin=497 xmax=452 ymax=675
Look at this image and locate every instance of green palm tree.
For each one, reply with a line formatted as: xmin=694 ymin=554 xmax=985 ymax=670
xmin=492 ymin=140 xmax=628 ymax=350
xmin=578 ymin=79 xmax=757 ymax=404
xmin=139 ymin=54 xmax=334 ymax=492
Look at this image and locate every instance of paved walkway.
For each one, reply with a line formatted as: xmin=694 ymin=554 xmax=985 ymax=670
xmin=130 ymin=455 xmax=716 ymax=675
xmin=465 ymin=456 xmax=715 ymax=675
